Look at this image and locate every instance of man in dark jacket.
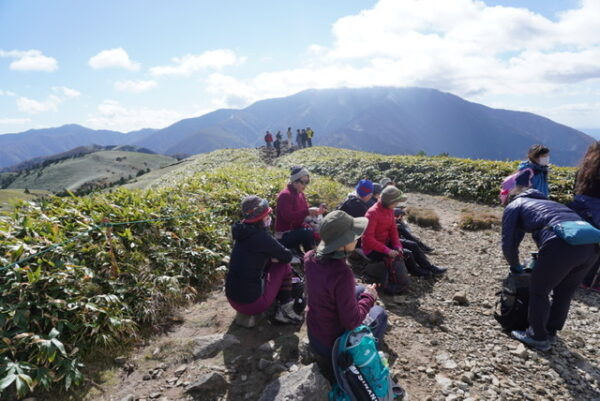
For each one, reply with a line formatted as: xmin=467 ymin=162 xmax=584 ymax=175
xmin=338 ymin=179 xmax=374 ymax=218
xmin=502 ymin=188 xmax=599 ymax=351
xmin=226 ymin=196 xmax=304 ymax=326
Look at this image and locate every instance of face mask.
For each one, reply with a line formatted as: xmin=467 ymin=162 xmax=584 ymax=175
xmin=538 ymin=156 xmax=550 ymax=166
xmin=263 ymin=216 xmax=272 ymax=228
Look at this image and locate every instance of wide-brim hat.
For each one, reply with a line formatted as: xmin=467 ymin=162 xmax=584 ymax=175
xmin=317 ymin=210 xmax=368 ymax=254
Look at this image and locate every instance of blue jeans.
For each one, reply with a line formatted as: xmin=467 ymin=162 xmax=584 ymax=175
xmin=309 ymin=285 xmax=388 ymax=358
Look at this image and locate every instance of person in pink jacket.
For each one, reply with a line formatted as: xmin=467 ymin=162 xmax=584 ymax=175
xmin=362 ymin=186 xmax=410 ymax=293
xmin=275 ymin=166 xmax=325 ymax=253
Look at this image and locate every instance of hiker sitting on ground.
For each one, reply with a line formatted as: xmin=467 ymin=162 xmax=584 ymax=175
xmin=569 ymin=141 xmax=600 ymax=292
xmin=394 ymin=208 xmax=446 ymax=277
xmin=395 ymin=207 xmax=435 ymax=253
xmin=502 ymin=178 xmax=599 ymax=351
xmin=225 ymin=196 xmax=304 ymax=325
xmin=366 ymin=183 xmax=382 ymax=208
xmin=275 ymin=166 xmax=325 ymax=254
xmin=305 ymin=210 xmax=387 ymax=361
xmin=518 ymin=144 xmax=550 ymax=197
xmin=338 ymin=179 xmax=374 ymax=218
xmin=361 ymin=186 xmax=411 ymax=294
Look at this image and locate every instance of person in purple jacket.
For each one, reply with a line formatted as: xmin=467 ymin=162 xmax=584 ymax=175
xmin=305 ymin=210 xmax=388 ymax=361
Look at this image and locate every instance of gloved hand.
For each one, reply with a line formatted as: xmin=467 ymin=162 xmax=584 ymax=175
xmin=510 ymin=264 xmax=525 ymax=274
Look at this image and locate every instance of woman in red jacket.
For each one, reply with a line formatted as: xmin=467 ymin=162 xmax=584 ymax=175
xmin=362 ymin=186 xmax=410 ymax=293
xmin=275 ymin=166 xmax=325 ymax=253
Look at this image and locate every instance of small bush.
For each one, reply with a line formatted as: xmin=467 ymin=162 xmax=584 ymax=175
xmin=406 ymin=207 xmax=441 ymax=229
xmin=458 ymin=210 xmax=501 ymax=231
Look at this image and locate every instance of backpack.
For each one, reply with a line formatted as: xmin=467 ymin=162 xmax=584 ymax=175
xmin=291 ymin=266 xmax=306 ymax=315
xmin=551 ymin=220 xmax=600 ymax=245
xmin=499 ymin=168 xmax=533 ymax=205
xmin=494 ymin=271 xmax=531 ymax=331
xmin=329 ymin=325 xmax=404 ymax=401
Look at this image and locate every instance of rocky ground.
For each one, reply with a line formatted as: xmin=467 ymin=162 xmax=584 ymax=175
xmin=50 ymin=192 xmax=599 ymax=401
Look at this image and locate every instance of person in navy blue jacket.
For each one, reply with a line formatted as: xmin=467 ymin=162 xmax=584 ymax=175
xmin=226 ymin=195 xmax=304 ymax=326
xmin=569 ymin=141 xmax=600 ymax=292
xmin=502 ymin=180 xmax=599 ymax=351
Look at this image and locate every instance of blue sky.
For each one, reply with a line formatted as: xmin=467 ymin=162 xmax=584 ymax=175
xmin=1 ymin=0 xmax=599 ymax=135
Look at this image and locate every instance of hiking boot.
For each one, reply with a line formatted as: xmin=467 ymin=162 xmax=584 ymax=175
xmin=420 ymin=244 xmax=435 ymax=254
xmin=548 ymin=334 xmax=558 ymax=344
xmin=511 ymin=330 xmax=551 ymax=351
xmin=429 ymin=265 xmax=447 ymax=275
xmin=407 ymin=264 xmax=433 ymax=277
xmin=274 ymin=301 xmax=304 ymax=324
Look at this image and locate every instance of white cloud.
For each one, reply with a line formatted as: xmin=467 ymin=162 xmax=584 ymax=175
xmin=0 ymin=89 xmax=16 ymax=96
xmin=0 ymin=49 xmax=58 ymax=72
xmin=0 ymin=118 xmax=31 ymax=125
xmin=114 ymin=79 xmax=158 ymax=93
xmin=17 ymin=96 xmax=61 ymax=114
xmin=199 ymin=0 xmax=600 ymax=128
xmin=150 ymin=49 xmax=244 ymax=76
xmin=86 ymin=100 xmax=183 ymax=131
xmin=88 ymin=48 xmax=140 ymax=71
xmin=16 ymin=88 xmax=80 ymax=114
xmin=52 ymin=86 xmax=81 ymax=98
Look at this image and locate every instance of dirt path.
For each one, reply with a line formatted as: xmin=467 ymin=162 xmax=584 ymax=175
xmin=81 ymin=193 xmax=600 ymax=401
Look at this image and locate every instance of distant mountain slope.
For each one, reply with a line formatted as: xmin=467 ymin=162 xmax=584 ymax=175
xmin=0 ymin=124 xmax=156 ymax=169
xmin=2 ymin=87 xmax=595 ymax=166
xmin=3 ymin=150 xmax=176 ymax=193
xmin=131 ymin=87 xmax=593 ymax=166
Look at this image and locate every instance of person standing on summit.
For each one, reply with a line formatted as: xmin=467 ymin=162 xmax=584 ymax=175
xmin=518 ymin=145 xmax=550 ymax=197
xmin=306 ymin=127 xmax=314 ymax=147
xmin=286 ymin=127 xmax=293 ymax=147
xmin=264 ymin=131 xmax=273 ymax=150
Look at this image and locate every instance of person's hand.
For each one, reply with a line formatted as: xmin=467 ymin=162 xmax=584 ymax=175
xmin=271 ymin=258 xmax=280 ymax=263
xmin=388 ymin=250 xmax=400 ymax=258
xmin=309 ymin=207 xmax=321 ymax=216
xmin=365 ymin=284 xmax=378 ymax=300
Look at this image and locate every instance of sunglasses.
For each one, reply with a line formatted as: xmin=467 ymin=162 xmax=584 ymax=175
xmin=297 ymin=179 xmax=310 ymax=185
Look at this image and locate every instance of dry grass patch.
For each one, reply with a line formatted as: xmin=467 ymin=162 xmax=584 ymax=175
xmin=459 ymin=210 xmax=501 ymax=231
xmin=406 ymin=207 xmax=441 ymax=230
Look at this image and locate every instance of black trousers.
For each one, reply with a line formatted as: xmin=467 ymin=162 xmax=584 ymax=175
xmin=401 ymin=239 xmax=432 ymax=269
xmin=529 ymin=238 xmax=599 ymax=340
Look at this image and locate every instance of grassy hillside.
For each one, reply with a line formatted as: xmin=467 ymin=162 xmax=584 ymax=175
xmin=277 ymin=147 xmax=577 ymax=205
xmin=4 ymin=151 xmax=177 ymax=194
xmin=0 ymin=149 xmax=346 ymax=398
xmin=0 ymin=189 xmax=52 ymax=211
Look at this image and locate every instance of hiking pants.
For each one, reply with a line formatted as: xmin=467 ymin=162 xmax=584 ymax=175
xmin=583 ymin=257 xmax=600 ymax=286
xmin=528 ymin=238 xmax=599 ymax=340
xmin=279 ymin=228 xmax=315 ymax=253
xmin=227 ymin=262 xmax=292 ymax=315
xmin=307 ymin=138 xmax=312 ymax=147
xmin=401 ymin=239 xmax=432 ymax=269
xmin=398 ymin=223 xmax=429 ymax=251
xmin=308 ymin=285 xmax=388 ymax=358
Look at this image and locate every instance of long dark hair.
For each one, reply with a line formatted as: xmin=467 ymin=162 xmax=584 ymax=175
xmin=575 ymin=141 xmax=600 ymax=195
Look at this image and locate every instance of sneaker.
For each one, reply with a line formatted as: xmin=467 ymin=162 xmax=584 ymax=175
xmin=548 ymin=334 xmax=558 ymax=344
xmin=511 ymin=330 xmax=551 ymax=351
xmin=420 ymin=245 xmax=435 ymax=254
xmin=429 ymin=265 xmax=447 ymax=275
xmin=274 ymin=301 xmax=303 ymax=324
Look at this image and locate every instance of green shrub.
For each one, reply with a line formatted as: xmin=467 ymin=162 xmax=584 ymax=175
xmin=277 ymin=147 xmax=576 ymax=205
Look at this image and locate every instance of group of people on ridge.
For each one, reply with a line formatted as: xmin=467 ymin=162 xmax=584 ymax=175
xmin=224 ymin=141 xmax=600 ymax=390
xmin=263 ymin=127 xmax=314 ymax=156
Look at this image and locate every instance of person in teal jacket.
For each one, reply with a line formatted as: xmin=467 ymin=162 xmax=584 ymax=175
xmin=518 ymin=144 xmax=550 ymax=197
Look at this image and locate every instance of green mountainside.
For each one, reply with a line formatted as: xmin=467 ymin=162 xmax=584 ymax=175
xmin=0 ymin=147 xmax=577 ymax=398
xmin=1 ymin=151 xmax=177 ymax=194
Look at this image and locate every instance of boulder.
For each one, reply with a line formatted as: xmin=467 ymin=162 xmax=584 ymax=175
xmin=193 ymin=333 xmax=240 ymax=359
xmin=258 ymin=363 xmax=330 ymax=401
xmin=186 ymin=372 xmax=228 ymax=400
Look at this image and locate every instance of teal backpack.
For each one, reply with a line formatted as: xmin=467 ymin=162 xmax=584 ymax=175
xmin=328 ymin=325 xmax=404 ymax=401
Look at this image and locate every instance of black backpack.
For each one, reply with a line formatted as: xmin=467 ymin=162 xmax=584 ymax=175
xmin=494 ymin=272 xmax=531 ymax=331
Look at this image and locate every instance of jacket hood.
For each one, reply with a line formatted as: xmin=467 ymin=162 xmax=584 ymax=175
xmin=514 ymin=188 xmax=548 ymax=201
xmin=519 ymin=160 xmax=547 ymax=172
xmin=232 ymin=222 xmax=262 ymax=240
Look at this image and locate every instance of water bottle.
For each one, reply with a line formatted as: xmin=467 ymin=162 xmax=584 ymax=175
xmin=378 ymin=351 xmax=389 ymax=368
